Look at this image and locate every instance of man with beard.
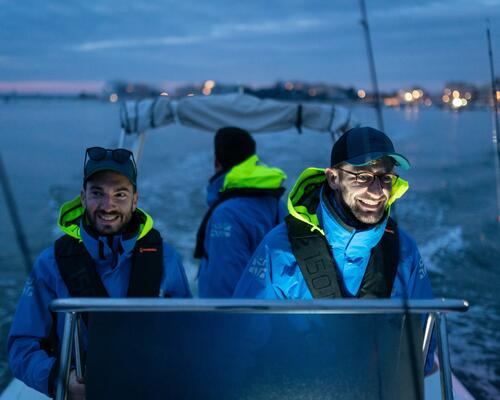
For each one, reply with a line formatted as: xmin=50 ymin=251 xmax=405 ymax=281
xmin=233 ymin=127 xmax=435 ymax=372
xmin=8 ymin=147 xmax=191 ymax=399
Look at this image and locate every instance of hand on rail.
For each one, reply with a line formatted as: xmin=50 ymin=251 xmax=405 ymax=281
xmin=69 ymin=369 xmax=86 ymax=400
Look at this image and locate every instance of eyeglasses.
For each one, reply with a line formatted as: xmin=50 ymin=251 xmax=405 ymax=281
xmin=84 ymin=147 xmax=137 ymax=172
xmin=337 ymin=167 xmax=399 ymax=186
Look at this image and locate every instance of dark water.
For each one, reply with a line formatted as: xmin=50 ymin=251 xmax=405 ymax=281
xmin=0 ymin=100 xmax=498 ymax=399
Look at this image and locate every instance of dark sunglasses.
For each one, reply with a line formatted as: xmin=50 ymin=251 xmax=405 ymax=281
xmin=84 ymin=147 xmax=137 ymax=171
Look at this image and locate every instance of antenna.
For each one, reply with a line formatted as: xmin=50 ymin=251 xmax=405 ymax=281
xmin=486 ymin=21 xmax=500 ymax=224
xmin=359 ymin=0 xmax=385 ymax=131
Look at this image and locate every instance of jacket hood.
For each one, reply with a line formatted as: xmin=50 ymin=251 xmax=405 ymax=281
xmin=221 ymin=155 xmax=287 ymax=192
xmin=287 ymin=167 xmax=409 ymax=234
xmin=57 ymin=195 xmax=154 ymax=240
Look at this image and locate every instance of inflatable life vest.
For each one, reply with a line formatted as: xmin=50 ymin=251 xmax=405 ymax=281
xmin=286 ymin=215 xmax=399 ymax=298
xmin=54 ymin=228 xmax=164 ymax=297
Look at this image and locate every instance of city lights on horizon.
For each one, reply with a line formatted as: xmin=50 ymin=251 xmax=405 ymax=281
xmin=0 ymin=79 xmax=498 ymax=111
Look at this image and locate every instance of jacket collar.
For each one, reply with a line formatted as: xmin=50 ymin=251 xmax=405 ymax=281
xmin=206 ymin=171 xmax=227 ymax=207
xmin=206 ymin=155 xmax=287 ymax=206
xmin=58 ymin=195 xmax=154 ymax=241
xmin=318 ymin=185 xmax=388 ymax=255
xmin=79 ymin=218 xmax=138 ymax=268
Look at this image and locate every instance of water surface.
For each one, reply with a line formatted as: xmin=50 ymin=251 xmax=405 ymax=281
xmin=0 ymin=99 xmax=498 ymax=399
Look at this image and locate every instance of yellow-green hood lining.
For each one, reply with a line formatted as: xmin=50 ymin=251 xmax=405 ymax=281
xmin=57 ymin=195 xmax=153 ymax=240
xmin=287 ymin=167 xmax=409 ymax=235
xmin=222 ymin=155 xmax=287 ymax=192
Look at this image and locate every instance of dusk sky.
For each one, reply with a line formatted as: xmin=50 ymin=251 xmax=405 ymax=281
xmin=1 ymin=0 xmax=500 ymax=93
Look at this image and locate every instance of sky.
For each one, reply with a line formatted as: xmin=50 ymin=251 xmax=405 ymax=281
xmin=1 ymin=0 xmax=500 ymax=93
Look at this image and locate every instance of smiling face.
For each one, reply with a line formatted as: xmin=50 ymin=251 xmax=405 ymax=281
xmin=81 ymin=170 xmax=138 ymax=235
xmin=325 ymin=157 xmax=395 ymax=225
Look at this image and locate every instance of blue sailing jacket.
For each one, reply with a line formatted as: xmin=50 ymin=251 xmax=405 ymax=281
xmin=198 ymin=155 xmax=287 ymax=298
xmin=233 ymin=168 xmax=435 ymax=372
xmin=8 ymin=198 xmax=191 ymax=396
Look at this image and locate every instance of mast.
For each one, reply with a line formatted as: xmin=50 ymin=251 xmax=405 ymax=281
xmin=0 ymin=152 xmax=32 ymax=273
xmin=359 ymin=0 xmax=385 ymax=131
xmin=486 ymin=22 xmax=500 ymax=224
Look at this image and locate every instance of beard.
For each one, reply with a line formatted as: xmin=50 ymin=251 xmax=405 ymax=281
xmin=87 ymin=206 xmax=134 ymax=236
xmin=349 ymin=199 xmax=386 ymax=224
xmin=340 ymin=191 xmax=388 ymax=225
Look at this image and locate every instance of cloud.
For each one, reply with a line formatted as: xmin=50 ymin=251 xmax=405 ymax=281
xmin=68 ymin=17 xmax=325 ymax=52
xmin=372 ymin=0 xmax=500 ymax=20
xmin=69 ymin=35 xmax=203 ymax=52
xmin=211 ymin=18 xmax=323 ymax=37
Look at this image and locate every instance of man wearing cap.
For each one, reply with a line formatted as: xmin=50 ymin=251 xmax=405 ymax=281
xmin=8 ymin=147 xmax=191 ymax=398
xmin=195 ymin=127 xmax=287 ymax=297
xmin=234 ymin=127 xmax=434 ymax=372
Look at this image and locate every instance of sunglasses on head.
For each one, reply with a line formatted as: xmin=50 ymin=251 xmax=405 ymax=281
xmin=84 ymin=147 xmax=137 ymax=172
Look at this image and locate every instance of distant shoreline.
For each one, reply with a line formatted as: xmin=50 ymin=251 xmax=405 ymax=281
xmin=0 ymin=93 xmax=495 ymax=112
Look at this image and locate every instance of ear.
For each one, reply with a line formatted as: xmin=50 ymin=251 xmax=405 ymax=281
xmin=325 ymin=168 xmax=340 ymax=190
xmin=80 ymin=189 xmax=86 ymax=208
xmin=214 ymin=157 xmax=223 ymax=173
xmin=132 ymin=191 xmax=139 ymax=212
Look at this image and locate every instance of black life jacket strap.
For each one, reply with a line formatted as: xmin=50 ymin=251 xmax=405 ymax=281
xmin=51 ymin=228 xmax=164 ymax=373
xmin=55 ymin=235 xmax=109 ymax=297
xmin=286 ymin=215 xmax=399 ymax=299
xmin=193 ymin=187 xmax=285 ymax=259
xmin=128 ymin=228 xmax=163 ymax=297
xmin=53 ymin=235 xmax=108 ymax=359
xmin=285 ymin=215 xmax=343 ymax=298
xmin=55 ymin=229 xmax=164 ymax=298
xmin=358 ymin=217 xmax=399 ymax=298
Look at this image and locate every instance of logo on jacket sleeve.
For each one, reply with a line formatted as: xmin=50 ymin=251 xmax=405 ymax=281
xmin=22 ymin=278 xmax=34 ymax=297
xmin=248 ymin=256 xmax=267 ymax=280
xmin=418 ymin=259 xmax=428 ymax=280
xmin=210 ymin=223 xmax=232 ymax=238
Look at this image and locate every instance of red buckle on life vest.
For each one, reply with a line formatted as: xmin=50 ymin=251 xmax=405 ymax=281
xmin=139 ymin=247 xmax=158 ymax=253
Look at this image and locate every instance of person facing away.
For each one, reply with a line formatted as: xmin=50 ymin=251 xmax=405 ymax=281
xmin=233 ymin=126 xmax=435 ymax=372
xmin=194 ymin=126 xmax=288 ymax=298
xmin=8 ymin=147 xmax=191 ymax=399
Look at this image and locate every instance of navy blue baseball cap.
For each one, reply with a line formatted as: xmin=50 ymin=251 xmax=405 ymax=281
xmin=330 ymin=127 xmax=411 ymax=170
xmin=84 ymin=147 xmax=137 ymax=187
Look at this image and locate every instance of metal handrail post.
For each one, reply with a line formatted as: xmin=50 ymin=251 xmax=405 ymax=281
xmin=74 ymin=314 xmax=84 ymax=380
xmin=422 ymin=312 xmax=436 ymax=361
xmin=55 ymin=312 xmax=76 ymax=400
xmin=437 ymin=312 xmax=453 ymax=400
xmin=118 ymin=128 xmax=126 ymax=149
xmin=133 ymin=131 xmax=147 ymax=165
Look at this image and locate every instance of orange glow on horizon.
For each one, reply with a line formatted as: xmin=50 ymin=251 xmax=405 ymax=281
xmin=0 ymin=80 xmax=105 ymax=94
xmin=384 ymin=98 xmax=399 ymax=106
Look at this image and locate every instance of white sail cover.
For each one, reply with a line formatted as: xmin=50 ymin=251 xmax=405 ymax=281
xmin=120 ymin=93 xmax=357 ymax=135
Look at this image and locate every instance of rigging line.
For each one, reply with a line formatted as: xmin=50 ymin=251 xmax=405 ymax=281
xmin=0 ymin=152 xmax=32 ymax=274
xmin=359 ymin=0 xmax=385 ymax=132
xmin=358 ymin=0 xmax=398 ymax=222
xmin=486 ymin=21 xmax=500 ymax=224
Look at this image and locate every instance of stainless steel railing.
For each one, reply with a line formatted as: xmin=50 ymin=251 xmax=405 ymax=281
xmin=51 ymin=298 xmax=469 ymax=400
